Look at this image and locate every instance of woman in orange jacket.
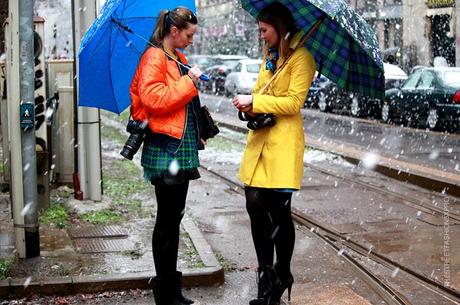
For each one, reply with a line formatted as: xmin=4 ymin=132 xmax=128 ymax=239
xmin=130 ymin=7 xmax=204 ymax=305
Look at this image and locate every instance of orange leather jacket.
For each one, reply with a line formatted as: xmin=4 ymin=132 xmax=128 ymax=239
xmin=130 ymin=47 xmax=198 ymax=139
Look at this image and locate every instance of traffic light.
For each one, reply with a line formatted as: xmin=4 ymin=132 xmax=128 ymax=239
xmin=34 ymin=30 xmax=46 ymax=134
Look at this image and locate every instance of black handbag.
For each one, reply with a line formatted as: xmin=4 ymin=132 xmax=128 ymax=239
xmin=200 ymin=105 xmax=220 ymax=139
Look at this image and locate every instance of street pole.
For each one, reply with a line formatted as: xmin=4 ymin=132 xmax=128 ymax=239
xmin=72 ymin=0 xmax=102 ymax=201
xmin=7 ymin=0 xmax=27 ymax=258
xmin=456 ymin=0 xmax=459 ymax=67
xmin=19 ymin=0 xmax=40 ymax=257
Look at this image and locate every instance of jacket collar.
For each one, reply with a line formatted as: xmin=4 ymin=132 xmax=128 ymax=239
xmin=163 ymin=45 xmax=179 ymax=60
xmin=289 ymin=31 xmax=303 ymax=50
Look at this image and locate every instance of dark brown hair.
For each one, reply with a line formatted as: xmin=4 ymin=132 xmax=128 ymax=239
xmin=257 ymin=2 xmax=298 ymax=60
xmin=151 ymin=6 xmax=198 ymax=44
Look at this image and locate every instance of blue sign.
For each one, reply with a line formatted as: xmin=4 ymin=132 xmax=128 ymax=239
xmin=20 ymin=103 xmax=35 ymax=129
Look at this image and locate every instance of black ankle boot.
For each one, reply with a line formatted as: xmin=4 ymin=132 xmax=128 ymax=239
xmin=249 ymin=266 xmax=275 ymax=305
xmin=152 ymin=275 xmax=188 ymax=305
xmin=173 ymin=271 xmax=194 ymax=304
xmin=271 ymin=263 xmax=294 ymax=303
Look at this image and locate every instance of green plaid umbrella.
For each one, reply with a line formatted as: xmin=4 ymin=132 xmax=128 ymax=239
xmin=241 ymin=0 xmax=385 ymax=98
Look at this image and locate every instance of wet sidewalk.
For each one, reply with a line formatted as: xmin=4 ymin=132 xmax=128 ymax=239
xmin=0 ymin=117 xmax=223 ymax=299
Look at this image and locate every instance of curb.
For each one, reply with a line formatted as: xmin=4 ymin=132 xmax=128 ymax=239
xmin=212 ymin=113 xmax=460 ymax=197
xmin=0 ymin=216 xmax=224 ymax=298
xmin=306 ymin=136 xmax=460 ymax=197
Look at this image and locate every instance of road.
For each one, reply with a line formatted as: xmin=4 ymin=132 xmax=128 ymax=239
xmin=4 ymin=93 xmax=459 ymax=305
xmin=200 ymin=93 xmax=460 ymax=175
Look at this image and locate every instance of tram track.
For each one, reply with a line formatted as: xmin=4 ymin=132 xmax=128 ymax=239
xmin=217 ymin=131 xmax=460 ymax=224
xmin=291 ymin=210 xmax=460 ymax=304
xmin=199 ymin=163 xmax=460 ymax=304
xmin=302 ymin=162 xmax=460 ymax=223
xmin=199 ymin=164 xmax=414 ymax=305
xmin=199 ymin=124 xmax=460 ymax=304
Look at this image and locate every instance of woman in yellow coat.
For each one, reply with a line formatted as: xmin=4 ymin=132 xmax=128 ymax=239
xmin=232 ymin=3 xmax=316 ymax=305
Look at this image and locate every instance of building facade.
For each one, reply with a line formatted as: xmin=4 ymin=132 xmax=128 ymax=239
xmin=0 ymin=0 xmax=8 ymax=54
xmin=356 ymin=0 xmax=456 ymax=69
xmin=197 ymin=0 xmax=458 ymax=70
xmin=195 ymin=0 xmax=261 ymax=57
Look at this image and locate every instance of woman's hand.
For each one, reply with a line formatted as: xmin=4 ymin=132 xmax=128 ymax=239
xmin=187 ymin=65 xmax=202 ymax=82
xmin=232 ymin=95 xmax=253 ymax=112
xmin=200 ymin=138 xmax=207 ymax=146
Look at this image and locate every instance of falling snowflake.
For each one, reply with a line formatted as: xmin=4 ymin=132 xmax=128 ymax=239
xmin=168 ymin=159 xmax=179 ymax=175
xmin=362 ymin=152 xmax=379 ymax=170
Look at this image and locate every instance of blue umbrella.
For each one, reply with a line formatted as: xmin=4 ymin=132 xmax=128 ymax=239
xmin=78 ymin=0 xmax=197 ymax=114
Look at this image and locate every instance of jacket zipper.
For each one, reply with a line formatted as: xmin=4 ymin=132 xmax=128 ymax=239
xmin=191 ymin=102 xmax=201 ymax=144
xmin=173 ymin=105 xmax=187 ymax=155
xmin=172 ymin=59 xmax=193 ymax=155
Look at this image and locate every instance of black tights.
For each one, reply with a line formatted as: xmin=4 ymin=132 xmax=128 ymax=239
xmin=245 ymin=186 xmax=295 ymax=268
xmin=152 ymin=181 xmax=189 ymax=277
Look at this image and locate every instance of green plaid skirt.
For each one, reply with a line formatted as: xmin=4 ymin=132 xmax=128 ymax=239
xmin=141 ymin=104 xmax=200 ymax=184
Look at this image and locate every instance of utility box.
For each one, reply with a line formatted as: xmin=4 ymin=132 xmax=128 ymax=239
xmin=46 ymin=60 xmax=74 ymax=185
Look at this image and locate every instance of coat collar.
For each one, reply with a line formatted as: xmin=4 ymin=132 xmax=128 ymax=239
xmin=289 ymin=31 xmax=303 ymax=50
xmin=163 ymin=45 xmax=179 ymax=60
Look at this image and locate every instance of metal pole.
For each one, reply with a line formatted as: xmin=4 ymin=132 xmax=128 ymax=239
xmin=70 ymin=0 xmax=82 ymax=200
xmin=19 ymin=0 xmax=39 ymax=257
xmin=7 ymin=0 xmax=26 ymax=258
xmin=73 ymin=0 xmax=102 ymax=201
xmin=456 ymin=0 xmax=459 ymax=67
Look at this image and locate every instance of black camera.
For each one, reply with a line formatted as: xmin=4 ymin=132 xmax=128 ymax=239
xmin=120 ymin=120 xmax=149 ymax=160
xmin=239 ymin=112 xmax=276 ymax=130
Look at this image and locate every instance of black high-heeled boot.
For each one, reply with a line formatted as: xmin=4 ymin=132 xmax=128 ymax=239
xmin=249 ymin=266 xmax=275 ymax=305
xmin=152 ymin=275 xmax=188 ymax=305
xmin=173 ymin=271 xmax=194 ymax=304
xmin=271 ymin=263 xmax=294 ymax=303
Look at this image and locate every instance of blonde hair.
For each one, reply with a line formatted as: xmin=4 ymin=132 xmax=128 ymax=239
xmin=150 ymin=7 xmax=197 ymax=44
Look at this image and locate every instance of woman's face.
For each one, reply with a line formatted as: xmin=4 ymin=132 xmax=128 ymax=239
xmin=171 ymin=23 xmax=197 ymax=49
xmin=258 ymin=21 xmax=278 ymax=48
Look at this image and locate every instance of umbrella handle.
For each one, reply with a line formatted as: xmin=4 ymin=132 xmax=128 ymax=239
xmin=200 ymin=74 xmax=210 ymax=82
xmin=183 ymin=63 xmax=209 ymax=81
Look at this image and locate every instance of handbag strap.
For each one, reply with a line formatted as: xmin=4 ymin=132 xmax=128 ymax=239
xmin=259 ymin=16 xmax=325 ymax=94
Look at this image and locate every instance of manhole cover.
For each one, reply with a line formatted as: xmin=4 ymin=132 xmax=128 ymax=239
xmin=68 ymin=225 xmax=128 ymax=239
xmin=74 ymin=238 xmax=137 ymax=254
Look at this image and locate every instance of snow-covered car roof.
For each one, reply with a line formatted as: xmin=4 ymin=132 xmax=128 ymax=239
xmin=384 ymin=63 xmax=407 ymax=80
xmin=236 ymin=59 xmax=262 ymax=65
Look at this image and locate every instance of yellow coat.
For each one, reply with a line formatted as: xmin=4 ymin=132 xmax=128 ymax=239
xmin=239 ymin=33 xmax=316 ymax=190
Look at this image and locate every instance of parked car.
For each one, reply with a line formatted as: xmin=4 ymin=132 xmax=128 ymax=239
xmin=201 ymin=55 xmax=248 ymax=95
xmin=316 ymin=63 xmax=407 ymax=118
xmin=224 ymin=59 xmax=262 ymax=96
xmin=316 ymin=79 xmax=351 ymax=114
xmin=213 ymin=55 xmax=249 ymax=69
xmin=348 ymin=63 xmax=408 ymax=117
xmin=382 ymin=67 xmax=460 ymax=130
xmin=304 ymin=74 xmax=330 ymax=108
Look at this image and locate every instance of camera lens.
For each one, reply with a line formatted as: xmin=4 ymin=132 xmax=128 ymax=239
xmin=120 ymin=120 xmax=149 ymax=160
xmin=120 ymin=133 xmax=144 ymax=160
